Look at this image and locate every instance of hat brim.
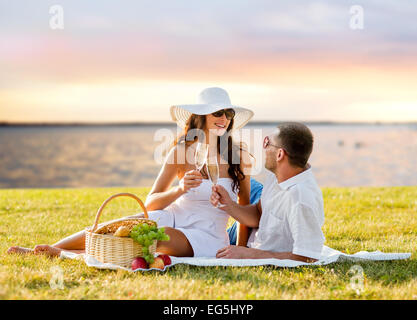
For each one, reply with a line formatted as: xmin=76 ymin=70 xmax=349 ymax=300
xmin=170 ymin=104 xmax=254 ymax=131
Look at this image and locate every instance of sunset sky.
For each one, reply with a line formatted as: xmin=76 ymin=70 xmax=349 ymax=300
xmin=1 ymin=0 xmax=417 ymax=123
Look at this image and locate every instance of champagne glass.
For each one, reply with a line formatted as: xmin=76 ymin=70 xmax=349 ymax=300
xmin=195 ymin=142 xmax=208 ymax=171
xmin=193 ymin=142 xmax=208 ymax=192
xmin=207 ymin=156 xmax=224 ymax=208
xmin=207 ymin=156 xmax=219 ymax=185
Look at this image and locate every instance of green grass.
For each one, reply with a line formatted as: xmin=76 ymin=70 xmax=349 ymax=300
xmin=1 ymin=186 xmax=416 ymax=300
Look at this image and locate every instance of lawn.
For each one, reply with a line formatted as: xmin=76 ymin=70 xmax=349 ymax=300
xmin=0 ymin=186 xmax=416 ymax=300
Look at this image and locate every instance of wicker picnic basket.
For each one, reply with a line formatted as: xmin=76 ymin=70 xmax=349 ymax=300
xmin=85 ymin=193 xmax=157 ymax=268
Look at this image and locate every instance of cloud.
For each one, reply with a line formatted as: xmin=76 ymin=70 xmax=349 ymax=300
xmin=1 ymin=1 xmax=417 ymax=122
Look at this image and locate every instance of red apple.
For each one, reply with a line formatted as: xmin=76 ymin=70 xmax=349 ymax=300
xmin=149 ymin=257 xmax=165 ymax=270
xmin=157 ymin=254 xmax=172 ymax=266
xmin=132 ymin=257 xmax=148 ymax=270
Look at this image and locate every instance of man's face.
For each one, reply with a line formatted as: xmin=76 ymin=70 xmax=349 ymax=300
xmin=264 ymin=130 xmax=280 ymax=172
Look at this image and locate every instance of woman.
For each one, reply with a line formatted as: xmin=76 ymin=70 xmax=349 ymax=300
xmin=7 ymin=87 xmax=254 ymax=258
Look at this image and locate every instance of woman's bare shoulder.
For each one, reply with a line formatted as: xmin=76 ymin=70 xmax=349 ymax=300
xmin=165 ymin=143 xmax=185 ymax=161
xmin=164 ymin=143 xmax=190 ymax=176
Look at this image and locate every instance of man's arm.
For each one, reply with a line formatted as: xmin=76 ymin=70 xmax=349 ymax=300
xmin=210 ymin=185 xmax=262 ymax=228
xmin=225 ymin=202 xmax=262 ymax=228
xmin=236 ymin=171 xmax=251 ymax=246
xmin=216 ymin=245 xmax=318 ymax=263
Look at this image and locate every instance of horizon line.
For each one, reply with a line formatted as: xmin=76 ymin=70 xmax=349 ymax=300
xmin=1 ymin=120 xmax=417 ymax=127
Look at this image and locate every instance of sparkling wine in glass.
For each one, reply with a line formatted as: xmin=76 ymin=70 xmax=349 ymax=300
xmin=193 ymin=142 xmax=208 ymax=193
xmin=207 ymin=156 xmax=224 ymax=208
xmin=207 ymin=156 xmax=219 ymax=185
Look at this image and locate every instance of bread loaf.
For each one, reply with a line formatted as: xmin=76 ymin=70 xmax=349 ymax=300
xmin=114 ymin=226 xmax=131 ymax=237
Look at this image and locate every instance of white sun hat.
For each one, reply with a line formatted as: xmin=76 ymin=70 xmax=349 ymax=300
xmin=170 ymin=87 xmax=254 ymax=131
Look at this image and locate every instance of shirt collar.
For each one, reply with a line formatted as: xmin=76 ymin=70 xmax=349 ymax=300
xmin=276 ymin=164 xmax=314 ymax=190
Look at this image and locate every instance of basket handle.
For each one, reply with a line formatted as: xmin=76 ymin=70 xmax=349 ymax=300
xmin=91 ymin=193 xmax=149 ymax=232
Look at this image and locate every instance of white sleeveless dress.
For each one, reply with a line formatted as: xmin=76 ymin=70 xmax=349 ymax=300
xmin=146 ymin=178 xmax=237 ymax=257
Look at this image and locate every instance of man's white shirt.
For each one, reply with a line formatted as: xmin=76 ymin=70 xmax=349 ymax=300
xmin=247 ymin=166 xmax=325 ymax=260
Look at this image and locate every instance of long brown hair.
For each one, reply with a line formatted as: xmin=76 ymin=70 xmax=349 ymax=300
xmin=173 ymin=114 xmax=245 ymax=193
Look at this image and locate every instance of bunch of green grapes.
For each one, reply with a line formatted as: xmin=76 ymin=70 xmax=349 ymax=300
xmin=129 ymin=223 xmax=170 ymax=263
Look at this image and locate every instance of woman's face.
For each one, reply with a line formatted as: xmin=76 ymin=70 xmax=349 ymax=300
xmin=205 ymin=111 xmax=231 ymax=136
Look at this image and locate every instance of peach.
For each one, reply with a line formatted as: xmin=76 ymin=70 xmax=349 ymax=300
xmin=157 ymin=254 xmax=172 ymax=266
xmin=149 ymin=257 xmax=165 ymax=270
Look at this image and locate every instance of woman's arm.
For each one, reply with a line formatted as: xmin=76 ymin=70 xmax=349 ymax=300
xmin=145 ymin=146 xmax=202 ymax=211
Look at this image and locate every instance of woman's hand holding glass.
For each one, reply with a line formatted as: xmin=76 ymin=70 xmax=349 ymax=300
xmin=179 ymin=170 xmax=203 ymax=193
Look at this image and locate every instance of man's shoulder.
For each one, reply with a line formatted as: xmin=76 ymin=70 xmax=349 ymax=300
xmin=260 ymin=172 xmax=277 ymax=193
xmin=286 ymin=184 xmax=325 ymax=227
xmin=287 ymin=179 xmax=323 ymax=210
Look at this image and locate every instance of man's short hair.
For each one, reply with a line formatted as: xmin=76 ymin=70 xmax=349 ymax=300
xmin=275 ymin=122 xmax=313 ymax=168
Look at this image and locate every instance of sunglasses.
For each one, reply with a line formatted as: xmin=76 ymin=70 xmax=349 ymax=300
xmin=211 ymin=109 xmax=235 ymax=120
xmin=263 ymin=136 xmax=291 ymax=157
xmin=263 ymin=136 xmax=279 ymax=149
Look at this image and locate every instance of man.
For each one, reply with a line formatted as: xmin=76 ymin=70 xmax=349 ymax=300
xmin=211 ymin=122 xmax=325 ymax=263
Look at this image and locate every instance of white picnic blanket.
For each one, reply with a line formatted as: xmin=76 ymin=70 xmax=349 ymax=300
xmin=60 ymin=245 xmax=411 ymax=272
